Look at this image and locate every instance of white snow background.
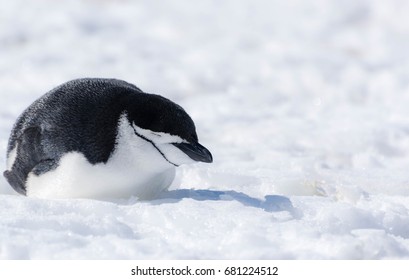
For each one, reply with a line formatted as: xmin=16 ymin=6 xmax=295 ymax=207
xmin=1 ymin=0 xmax=409 ymax=259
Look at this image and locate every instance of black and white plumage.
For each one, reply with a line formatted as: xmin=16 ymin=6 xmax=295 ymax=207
xmin=3 ymin=78 xmax=213 ymax=199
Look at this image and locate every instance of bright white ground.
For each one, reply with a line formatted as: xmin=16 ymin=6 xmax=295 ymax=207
xmin=1 ymin=0 xmax=409 ymax=259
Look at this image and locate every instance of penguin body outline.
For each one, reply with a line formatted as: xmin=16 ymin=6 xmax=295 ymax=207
xmin=4 ymin=78 xmax=212 ymax=199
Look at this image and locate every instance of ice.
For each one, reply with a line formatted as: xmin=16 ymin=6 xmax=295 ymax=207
xmin=1 ymin=0 xmax=409 ymax=259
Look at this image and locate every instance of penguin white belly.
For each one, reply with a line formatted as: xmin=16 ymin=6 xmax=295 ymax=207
xmin=26 ymin=152 xmax=175 ymax=199
xmin=26 ymin=117 xmax=176 ymax=200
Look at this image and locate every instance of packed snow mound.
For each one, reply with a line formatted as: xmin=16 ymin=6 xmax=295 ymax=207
xmin=1 ymin=0 xmax=409 ymax=259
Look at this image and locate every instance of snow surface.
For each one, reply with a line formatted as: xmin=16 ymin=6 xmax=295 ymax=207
xmin=1 ymin=0 xmax=409 ymax=259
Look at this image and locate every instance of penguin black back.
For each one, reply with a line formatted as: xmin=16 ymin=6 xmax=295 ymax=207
xmin=7 ymin=79 xmax=140 ymax=163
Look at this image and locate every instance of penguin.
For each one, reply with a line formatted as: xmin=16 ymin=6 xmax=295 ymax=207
xmin=3 ymin=78 xmax=213 ymax=200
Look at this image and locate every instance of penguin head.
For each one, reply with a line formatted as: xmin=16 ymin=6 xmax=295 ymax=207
xmin=124 ymin=93 xmax=213 ymax=167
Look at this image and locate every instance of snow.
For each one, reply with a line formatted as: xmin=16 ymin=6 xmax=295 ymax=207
xmin=1 ymin=0 xmax=409 ymax=259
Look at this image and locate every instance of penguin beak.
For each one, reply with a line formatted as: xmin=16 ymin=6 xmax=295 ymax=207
xmin=173 ymin=142 xmax=213 ymax=163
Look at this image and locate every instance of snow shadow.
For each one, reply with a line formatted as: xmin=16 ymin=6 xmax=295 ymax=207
xmin=152 ymin=189 xmax=295 ymax=213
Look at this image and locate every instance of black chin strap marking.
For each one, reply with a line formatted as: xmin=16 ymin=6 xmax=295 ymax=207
xmin=132 ymin=126 xmax=179 ymax=167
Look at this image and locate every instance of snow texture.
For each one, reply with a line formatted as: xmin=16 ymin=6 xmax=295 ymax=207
xmin=1 ymin=0 xmax=409 ymax=259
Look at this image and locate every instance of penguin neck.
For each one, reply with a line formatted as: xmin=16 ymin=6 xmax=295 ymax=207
xmin=112 ymin=113 xmax=175 ymax=175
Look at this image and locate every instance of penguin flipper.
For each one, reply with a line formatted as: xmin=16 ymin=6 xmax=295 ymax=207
xmin=31 ymin=159 xmax=58 ymax=175
xmin=4 ymin=126 xmax=58 ymax=195
xmin=3 ymin=170 xmax=26 ymax=195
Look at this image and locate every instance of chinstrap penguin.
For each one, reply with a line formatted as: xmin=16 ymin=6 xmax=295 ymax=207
xmin=3 ymin=78 xmax=213 ymax=200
